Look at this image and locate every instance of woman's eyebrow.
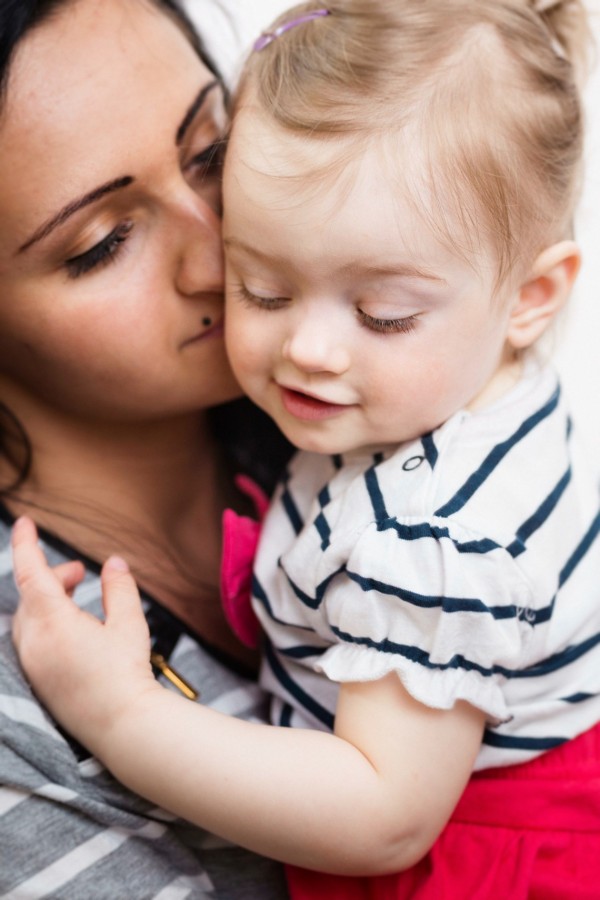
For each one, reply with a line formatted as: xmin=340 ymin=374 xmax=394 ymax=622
xmin=17 ymin=176 xmax=134 ymax=254
xmin=176 ymin=80 xmax=220 ymax=146
xmin=17 ymin=82 xmax=221 ymax=256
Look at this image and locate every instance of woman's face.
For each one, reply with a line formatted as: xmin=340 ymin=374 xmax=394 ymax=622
xmin=0 ymin=0 xmax=239 ymax=423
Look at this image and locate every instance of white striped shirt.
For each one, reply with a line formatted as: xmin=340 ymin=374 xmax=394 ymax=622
xmin=253 ymin=364 xmax=600 ymax=769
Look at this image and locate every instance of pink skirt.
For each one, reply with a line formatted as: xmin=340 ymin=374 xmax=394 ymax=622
xmin=286 ymin=722 xmax=600 ymax=899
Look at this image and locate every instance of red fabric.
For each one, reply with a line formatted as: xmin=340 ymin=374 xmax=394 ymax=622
xmin=286 ymin=722 xmax=600 ymax=899
xmin=220 ymin=475 xmax=268 ymax=649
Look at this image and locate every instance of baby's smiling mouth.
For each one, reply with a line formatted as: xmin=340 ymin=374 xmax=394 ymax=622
xmin=279 ymin=385 xmax=351 ymax=421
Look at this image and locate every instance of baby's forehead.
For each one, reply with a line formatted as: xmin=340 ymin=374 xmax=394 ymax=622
xmin=227 ymin=108 xmax=465 ymax=238
xmin=228 ymin=118 xmax=378 ymax=225
xmin=225 ymin=114 xmax=494 ymax=279
xmin=228 ymin=103 xmax=353 ymax=177
xmin=229 ymin=105 xmax=416 ymax=199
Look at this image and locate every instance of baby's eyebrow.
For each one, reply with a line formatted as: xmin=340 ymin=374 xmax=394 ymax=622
xmin=223 ymin=238 xmax=447 ymax=285
xmin=338 ymin=261 xmax=446 ymax=283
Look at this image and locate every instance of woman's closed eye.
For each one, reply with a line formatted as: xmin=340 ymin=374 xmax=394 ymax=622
xmin=185 ymin=140 xmax=225 ymax=181
xmin=65 ymin=221 xmax=133 ymax=279
xmin=357 ymin=309 xmax=419 ymax=335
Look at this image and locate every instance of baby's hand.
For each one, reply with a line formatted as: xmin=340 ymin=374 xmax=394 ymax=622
xmin=12 ymin=517 xmax=159 ymax=761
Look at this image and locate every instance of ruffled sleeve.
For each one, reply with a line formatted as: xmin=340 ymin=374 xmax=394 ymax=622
xmin=315 ymin=517 xmax=535 ymax=724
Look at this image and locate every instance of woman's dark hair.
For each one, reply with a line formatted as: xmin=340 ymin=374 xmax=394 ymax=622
xmin=0 ymin=0 xmax=290 ymax=496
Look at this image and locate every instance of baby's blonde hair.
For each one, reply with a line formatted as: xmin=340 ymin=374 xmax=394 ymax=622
xmin=237 ymin=0 xmax=591 ymax=287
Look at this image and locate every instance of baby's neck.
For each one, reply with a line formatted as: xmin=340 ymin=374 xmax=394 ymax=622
xmin=466 ymin=355 xmax=525 ymax=414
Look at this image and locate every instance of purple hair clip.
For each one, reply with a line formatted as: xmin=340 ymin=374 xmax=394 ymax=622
xmin=253 ymin=9 xmax=331 ymax=52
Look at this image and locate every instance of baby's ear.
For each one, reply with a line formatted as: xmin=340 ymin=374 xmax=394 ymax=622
xmin=507 ymin=241 xmax=580 ymax=350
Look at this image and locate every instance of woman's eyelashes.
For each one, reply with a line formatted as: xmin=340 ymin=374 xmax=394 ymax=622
xmin=185 ymin=140 xmax=225 ymax=181
xmin=64 ymin=139 xmax=225 ymax=280
xmin=65 ymin=221 xmax=133 ymax=279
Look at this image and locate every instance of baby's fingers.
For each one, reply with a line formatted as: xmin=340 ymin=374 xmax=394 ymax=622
xmin=101 ymin=556 xmax=151 ymax=644
xmin=54 ymin=560 xmax=87 ymax=596
xmin=12 ymin=519 xmax=91 ymax=691
xmin=12 ymin=517 xmax=73 ymax=620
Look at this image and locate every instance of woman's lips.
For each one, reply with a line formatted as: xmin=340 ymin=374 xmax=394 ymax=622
xmin=279 ymin=386 xmax=350 ymax=421
xmin=181 ymin=320 xmax=224 ymax=348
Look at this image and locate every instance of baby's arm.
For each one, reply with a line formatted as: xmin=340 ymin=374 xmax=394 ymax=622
xmin=12 ymin=516 xmax=485 ymax=876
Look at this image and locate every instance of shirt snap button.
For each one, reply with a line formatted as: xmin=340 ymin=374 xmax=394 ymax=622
xmin=402 ymin=455 xmax=424 ymax=471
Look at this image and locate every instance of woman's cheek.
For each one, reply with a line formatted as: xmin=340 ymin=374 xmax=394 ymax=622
xmin=224 ymin=324 xmax=264 ymax=404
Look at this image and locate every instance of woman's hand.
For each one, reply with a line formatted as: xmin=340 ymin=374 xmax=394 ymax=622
xmin=12 ymin=516 xmax=160 ymax=761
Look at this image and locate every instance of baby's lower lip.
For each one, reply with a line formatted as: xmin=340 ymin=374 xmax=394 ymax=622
xmin=280 ymin=387 xmax=349 ymax=421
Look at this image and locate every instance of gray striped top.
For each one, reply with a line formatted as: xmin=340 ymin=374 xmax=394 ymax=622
xmin=0 ymin=509 xmax=287 ymax=900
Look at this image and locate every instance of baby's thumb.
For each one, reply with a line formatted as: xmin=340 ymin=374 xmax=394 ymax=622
xmin=100 ymin=557 xmax=148 ymax=635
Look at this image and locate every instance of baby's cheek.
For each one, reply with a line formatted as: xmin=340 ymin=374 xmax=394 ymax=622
xmin=223 ymin=309 xmax=248 ymax=366
xmin=225 ymin=331 xmax=261 ymax=392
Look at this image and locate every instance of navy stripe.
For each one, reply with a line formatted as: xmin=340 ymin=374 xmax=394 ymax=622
xmin=329 ymin=619 xmax=600 ymax=682
xmin=280 ymin=561 xmax=553 ymax=625
xmin=505 ymin=629 xmax=600 ymax=679
xmin=279 ymin=703 xmax=293 ymax=728
xmin=562 ymin=692 xmax=595 ymax=704
xmin=566 ymin=415 xmax=573 ymax=439
xmin=314 ymin=512 xmax=331 ymax=551
xmin=332 ymin=454 xmax=343 ymax=470
xmin=330 ymin=624 xmax=496 ymax=678
xmin=507 ymin=467 xmax=572 ymax=558
xmin=281 ymin=644 xmax=327 ymax=660
xmin=421 ymin=432 xmax=438 ymax=469
xmin=435 ymin=387 xmax=560 ymax=518
xmin=252 ymin=574 xmax=315 ymax=633
xmin=252 ymin=573 xmax=276 ymax=619
xmin=482 ymin=729 xmax=566 ymax=751
xmin=379 ymin=519 xmax=501 ymax=554
xmin=519 ymin=599 xmax=555 ymax=626
xmin=559 ymin=510 xmax=600 ymax=588
xmin=345 ymin=568 xmax=539 ymax=621
xmin=315 ymin=485 xmax=332 ymax=549
xmin=365 ymin=467 xmax=388 ymax=523
xmin=264 ymin=641 xmax=334 ymax=730
xmin=282 ymin=563 xmax=346 ymax=611
xmin=318 ymin=484 xmax=331 ymax=508
xmin=373 ymin=452 xmax=385 ymax=465
xmin=281 ymin=488 xmax=303 ymax=535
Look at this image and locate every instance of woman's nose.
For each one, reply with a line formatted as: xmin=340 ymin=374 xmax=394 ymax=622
xmin=175 ymin=194 xmax=224 ymax=298
xmin=282 ymin=314 xmax=351 ymax=375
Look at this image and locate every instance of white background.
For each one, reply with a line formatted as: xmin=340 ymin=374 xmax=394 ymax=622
xmin=556 ymin=1 xmax=600 ymax=467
